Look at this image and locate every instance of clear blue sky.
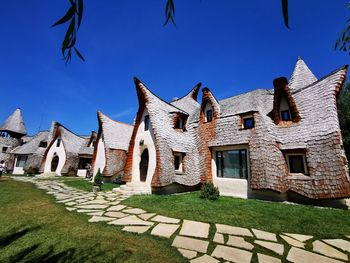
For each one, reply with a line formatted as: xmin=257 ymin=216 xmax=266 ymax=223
xmin=0 ymin=1 xmax=349 ymax=135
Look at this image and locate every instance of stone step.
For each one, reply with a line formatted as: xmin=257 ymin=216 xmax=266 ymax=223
xmin=119 ymin=185 xmax=149 ymax=191
xmin=123 ymin=181 xmax=148 ymax=187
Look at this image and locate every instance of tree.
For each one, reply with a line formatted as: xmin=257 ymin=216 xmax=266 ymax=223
xmin=52 ymin=1 xmax=349 ymax=63
xmin=338 ymin=82 xmax=350 ymax=161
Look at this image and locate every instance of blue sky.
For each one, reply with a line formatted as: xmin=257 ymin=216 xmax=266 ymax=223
xmin=0 ymin=1 xmax=349 ymax=135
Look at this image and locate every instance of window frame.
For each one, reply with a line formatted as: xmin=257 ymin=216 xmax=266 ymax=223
xmin=216 ymin=149 xmax=248 ymax=179
xmin=144 ymin=115 xmax=150 ymax=131
xmin=286 ymin=153 xmax=308 ymax=175
xmin=173 ymin=152 xmax=184 ymax=173
xmin=206 ymin=109 xmax=213 ymax=122
xmin=280 ymin=110 xmax=292 ymax=121
xmin=242 ymin=116 xmax=255 ymax=129
xmin=15 ymin=155 xmax=28 ymax=168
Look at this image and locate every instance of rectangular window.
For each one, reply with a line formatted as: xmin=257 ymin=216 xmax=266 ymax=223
xmin=174 ymin=152 xmax=183 ymax=172
xmin=15 ymin=156 xmax=28 ymax=168
xmin=144 ymin=115 xmax=150 ymax=131
xmin=216 ymin=149 xmax=248 ymax=179
xmin=39 ymin=141 xmax=47 ymax=148
xmin=175 ymin=118 xmax=183 ymax=129
xmin=56 ymin=138 xmax=61 ymax=147
xmin=2 ymin=147 xmax=8 ymax=153
xmin=281 ymin=110 xmax=291 ymax=121
xmin=206 ymin=109 xmax=213 ymax=122
xmin=287 ymin=154 xmax=307 ymax=174
xmin=243 ymin=117 xmax=254 ymax=129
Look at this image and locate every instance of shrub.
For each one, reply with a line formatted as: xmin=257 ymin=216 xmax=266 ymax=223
xmin=25 ymin=167 xmax=39 ymax=176
xmin=200 ymin=182 xmax=220 ymax=200
xmin=94 ymin=169 xmax=103 ymax=187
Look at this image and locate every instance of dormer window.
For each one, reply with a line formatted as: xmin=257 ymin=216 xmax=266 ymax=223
xmin=281 ymin=110 xmax=291 ymax=121
xmin=175 ymin=118 xmax=183 ymax=129
xmin=144 ymin=115 xmax=150 ymax=131
xmin=206 ymin=109 xmax=213 ymax=122
xmin=39 ymin=141 xmax=47 ymax=148
xmin=56 ymin=138 xmax=61 ymax=147
xmin=242 ymin=115 xmax=255 ymax=129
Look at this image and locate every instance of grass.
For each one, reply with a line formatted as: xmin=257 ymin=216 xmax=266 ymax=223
xmin=0 ymin=177 xmax=185 ymax=263
xmin=60 ymin=178 xmax=118 ymax=192
xmin=123 ymin=191 xmax=350 ymax=239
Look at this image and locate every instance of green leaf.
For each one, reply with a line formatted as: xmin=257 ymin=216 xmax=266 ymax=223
xmin=77 ymin=0 xmax=84 ymax=29
xmin=74 ymin=47 xmax=85 ymax=62
xmin=281 ymin=0 xmax=289 ymax=29
xmin=51 ymin=5 xmax=76 ymax=28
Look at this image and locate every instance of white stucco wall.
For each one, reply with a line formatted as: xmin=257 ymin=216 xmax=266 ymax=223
xmin=93 ymin=137 xmax=106 ymax=177
xmin=131 ymin=109 xmax=156 ymax=190
xmin=211 ymin=145 xmax=250 ymax=198
xmin=44 ymin=138 xmax=66 ymax=175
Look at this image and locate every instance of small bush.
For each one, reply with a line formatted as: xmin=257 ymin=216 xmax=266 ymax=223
xmin=25 ymin=167 xmax=39 ymax=176
xmin=200 ymin=182 xmax=220 ymax=200
xmin=94 ymin=169 xmax=103 ymax=187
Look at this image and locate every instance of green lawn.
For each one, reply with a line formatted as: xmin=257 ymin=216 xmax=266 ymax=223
xmin=0 ymin=177 xmax=185 ymax=263
xmin=60 ymin=178 xmax=118 ymax=192
xmin=123 ymin=191 xmax=350 ymax=239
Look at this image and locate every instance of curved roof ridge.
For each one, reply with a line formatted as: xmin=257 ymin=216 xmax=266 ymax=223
xmin=97 ymin=111 xmax=133 ymax=127
xmin=53 ymin=121 xmax=86 ymax=140
xmin=171 ymin=83 xmax=202 ymax=103
xmin=134 ymin=77 xmax=189 ymax=116
xmin=292 ymin=65 xmax=348 ymax=95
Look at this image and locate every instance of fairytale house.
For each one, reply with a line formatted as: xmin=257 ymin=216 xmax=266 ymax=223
xmin=122 ymin=58 xmax=350 ymax=200
xmin=11 ymin=131 xmax=49 ymax=174
xmin=91 ymin=111 xmax=133 ymax=181
xmin=0 ymin=108 xmax=27 ymax=171
xmin=40 ymin=122 xmax=95 ymax=176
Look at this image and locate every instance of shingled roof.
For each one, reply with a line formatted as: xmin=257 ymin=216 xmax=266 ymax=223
xmin=0 ymin=108 xmax=27 ymax=135
xmin=11 ymin=131 xmax=49 ymax=155
xmin=97 ymin=111 xmax=133 ymax=151
xmin=289 ymin=57 xmax=317 ymax=90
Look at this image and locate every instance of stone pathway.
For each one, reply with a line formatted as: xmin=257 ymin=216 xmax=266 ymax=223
xmin=12 ymin=177 xmax=350 ymax=263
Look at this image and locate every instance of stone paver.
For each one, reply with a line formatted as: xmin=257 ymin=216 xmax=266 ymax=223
xmin=107 ymin=205 xmax=126 ymax=211
xmin=280 ymin=234 xmax=305 ymax=248
xmin=151 ymin=223 xmax=180 ymax=238
xmin=108 ymin=201 xmax=121 ymax=205
xmin=151 ymin=215 xmax=180 ymax=224
xmin=216 ymin=224 xmax=253 ymax=237
xmin=172 ymin=236 xmax=209 ymax=253
xmin=88 ymin=216 xmax=115 ymax=223
xmin=108 ymin=215 xmax=154 ymax=226
xmin=312 ymin=240 xmax=348 ymax=261
xmin=177 ymin=249 xmax=197 ymax=259
xmin=252 ymin=228 xmax=277 ymax=242
xmin=104 ymin=211 xmax=128 ymax=218
xmin=65 ymin=201 xmax=77 ymax=206
xmin=191 ymin=255 xmax=219 ymax=263
xmin=213 ymin=233 xmax=225 ymax=244
xmin=138 ymin=213 xmax=156 ymax=221
xmin=287 ymin=247 xmax=343 ymax=263
xmin=283 ymin=233 xmax=313 ymax=242
xmin=226 ymin=235 xmax=253 ymax=250
xmin=180 ymin=220 xmax=210 ymax=238
xmin=66 ymin=207 xmax=76 ymax=211
xmin=211 ymin=245 xmax=252 ymax=263
xmin=254 ymin=240 xmax=284 ymax=255
xmin=323 ymin=239 xmax=350 ymax=253
xmin=87 ymin=211 xmax=104 ymax=216
xmin=77 ymin=209 xmax=101 ymax=213
xmin=80 ymin=199 xmax=108 ymax=205
xmin=257 ymin=253 xmax=281 ymax=263
xmin=75 ymin=204 xmax=108 ymax=210
xmin=122 ymin=208 xmax=146 ymax=215
xmin=122 ymin=226 xmax=151 ymax=234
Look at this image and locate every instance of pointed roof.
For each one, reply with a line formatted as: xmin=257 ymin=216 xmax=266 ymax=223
xmin=289 ymin=57 xmax=317 ymax=90
xmin=0 ymin=108 xmax=27 ymax=135
xmin=11 ymin=131 xmax=49 ymax=155
xmin=97 ymin=111 xmax=133 ymax=151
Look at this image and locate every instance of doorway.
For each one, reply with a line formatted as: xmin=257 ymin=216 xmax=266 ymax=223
xmin=139 ymin=149 xmax=149 ymax=182
xmin=51 ymin=155 xmax=59 ymax=172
